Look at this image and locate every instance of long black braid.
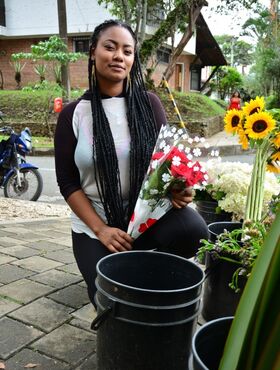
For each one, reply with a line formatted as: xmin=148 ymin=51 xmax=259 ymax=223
xmin=88 ymin=20 xmax=158 ymax=230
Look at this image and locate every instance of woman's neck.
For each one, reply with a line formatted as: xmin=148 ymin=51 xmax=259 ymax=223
xmin=98 ymin=79 xmax=124 ymax=97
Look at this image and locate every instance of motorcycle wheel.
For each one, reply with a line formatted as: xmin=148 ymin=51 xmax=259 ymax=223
xmin=4 ymin=168 xmax=43 ymax=201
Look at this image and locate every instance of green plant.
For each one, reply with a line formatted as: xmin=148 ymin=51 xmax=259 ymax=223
xmin=34 ymin=64 xmax=47 ymax=83
xmin=10 ymin=61 xmax=26 ymax=88
xmin=219 ymin=210 xmax=280 ymax=370
xmin=197 ymin=219 xmax=273 ymax=292
xmin=53 ymin=63 xmax=62 ymax=85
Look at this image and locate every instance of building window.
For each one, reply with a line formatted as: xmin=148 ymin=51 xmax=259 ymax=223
xmin=73 ymin=37 xmax=90 ymax=53
xmin=190 ymin=66 xmax=201 ymax=91
xmin=0 ymin=0 xmax=6 ymax=27
xmin=156 ymin=47 xmax=171 ymax=64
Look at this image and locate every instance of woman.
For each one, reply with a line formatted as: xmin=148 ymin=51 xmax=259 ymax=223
xmin=228 ymin=91 xmax=241 ymax=110
xmin=55 ymin=20 xmax=208 ymax=306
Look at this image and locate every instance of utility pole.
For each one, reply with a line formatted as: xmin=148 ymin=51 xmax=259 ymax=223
xmin=57 ymin=0 xmax=70 ymax=101
xmin=230 ymin=37 xmax=235 ymax=67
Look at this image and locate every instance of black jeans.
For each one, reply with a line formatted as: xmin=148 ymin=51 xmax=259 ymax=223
xmin=72 ymin=206 xmax=208 ymax=307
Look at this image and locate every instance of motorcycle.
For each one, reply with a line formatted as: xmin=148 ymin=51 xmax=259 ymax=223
xmin=0 ymin=111 xmax=43 ymax=201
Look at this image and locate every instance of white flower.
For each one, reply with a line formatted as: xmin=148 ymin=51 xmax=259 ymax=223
xmin=162 ymin=173 xmax=171 ymax=183
xmin=151 ymin=160 xmax=159 ymax=169
xmin=182 ymin=134 xmax=188 ymax=140
xmin=200 ymin=137 xmax=206 ymax=143
xmin=159 ymin=133 xmax=163 ymax=139
xmin=178 ymin=144 xmax=184 ymax=151
xmin=174 ymin=134 xmax=179 ymax=140
xmin=171 ymin=127 xmax=177 ymax=133
xmin=194 ymin=136 xmax=200 ymax=143
xmin=193 ymin=148 xmax=202 ymax=157
xmin=204 ymin=143 xmax=210 ymax=149
xmin=172 ymin=156 xmax=181 ymax=166
xmin=178 ymin=129 xmax=184 ymax=135
xmin=187 ymin=153 xmax=193 ymax=160
xmin=150 ymin=189 xmax=159 ymax=195
xmin=163 ymin=130 xmax=169 ymax=138
xmin=187 ymin=162 xmax=193 ymax=168
xmin=185 ymin=147 xmax=191 ymax=154
xmin=188 ymin=138 xmax=193 ymax=144
xmin=159 ymin=140 xmax=166 ymax=149
xmin=210 ymin=150 xmax=220 ymax=157
xmin=193 ymin=166 xmax=199 ymax=171
xmin=163 ymin=145 xmax=171 ymax=154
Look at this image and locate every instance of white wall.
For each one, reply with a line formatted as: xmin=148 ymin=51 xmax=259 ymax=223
xmin=3 ymin=0 xmax=112 ymax=37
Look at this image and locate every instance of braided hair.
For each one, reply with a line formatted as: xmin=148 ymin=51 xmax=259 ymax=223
xmin=88 ymin=20 xmax=158 ymax=230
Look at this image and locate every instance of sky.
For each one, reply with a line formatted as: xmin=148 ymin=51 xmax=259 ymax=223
xmin=202 ymin=0 xmax=271 ymax=38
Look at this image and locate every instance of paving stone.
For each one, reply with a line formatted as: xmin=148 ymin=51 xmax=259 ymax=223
xmin=48 ymin=284 xmax=90 ymax=308
xmin=0 ymin=236 xmax=27 ymax=247
xmin=0 ymin=253 xmax=17 ymax=265
xmin=44 ymin=249 xmax=75 ymax=264
xmin=0 ymin=296 xmax=21 ymax=318
xmin=57 ymin=263 xmax=81 ymax=275
xmin=9 ymin=297 xmax=73 ymax=333
xmin=0 ymin=279 xmax=54 ymax=304
xmin=53 ymin=237 xmax=72 ymax=248
xmin=27 ymin=240 xmax=66 ymax=251
xmin=71 ymin=303 xmax=97 ymax=324
xmin=0 ymin=245 xmax=41 ymax=259
xmin=3 ymin=227 xmax=33 ymax=235
xmin=12 ymin=256 xmax=64 ymax=272
xmin=48 ymin=230 xmax=70 ymax=239
xmin=0 ymin=317 xmax=43 ymax=360
xmin=70 ymin=318 xmax=94 ymax=333
xmin=29 ymin=269 xmax=82 ymax=288
xmin=0 ymin=265 xmax=34 ymax=284
xmin=13 ymin=232 xmax=50 ymax=241
xmin=4 ymin=348 xmax=70 ymax=370
xmin=32 ymin=323 xmax=96 ymax=365
xmin=75 ymin=353 xmax=97 ymax=370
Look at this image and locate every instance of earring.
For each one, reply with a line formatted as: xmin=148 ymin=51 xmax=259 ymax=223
xmin=126 ymin=73 xmax=131 ymax=93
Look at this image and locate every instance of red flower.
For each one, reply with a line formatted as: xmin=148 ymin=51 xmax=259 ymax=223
xmin=130 ymin=212 xmax=135 ymax=222
xmin=171 ymin=163 xmax=191 ymax=179
xmin=152 ymin=151 xmax=165 ymax=160
xmin=138 ymin=218 xmax=157 ymax=233
xmin=171 ymin=162 xmax=205 ymax=187
xmin=166 ymin=147 xmax=188 ymax=163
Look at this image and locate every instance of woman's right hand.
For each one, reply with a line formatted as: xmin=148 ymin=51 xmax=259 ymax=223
xmin=95 ymin=225 xmax=133 ymax=253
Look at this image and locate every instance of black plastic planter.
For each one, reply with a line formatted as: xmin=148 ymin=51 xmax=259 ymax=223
xmin=191 ymin=316 xmax=233 ymax=370
xmin=91 ymin=250 xmax=204 ymax=370
xmin=208 ymin=221 xmax=243 ymax=242
xmin=195 ymin=201 xmax=232 ymax=225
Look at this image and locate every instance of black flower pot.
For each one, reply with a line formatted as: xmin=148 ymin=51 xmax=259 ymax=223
xmin=208 ymin=221 xmax=243 ymax=242
xmin=195 ymin=201 xmax=232 ymax=225
xmin=191 ymin=316 xmax=233 ymax=370
xmin=201 ymin=252 xmax=246 ymax=321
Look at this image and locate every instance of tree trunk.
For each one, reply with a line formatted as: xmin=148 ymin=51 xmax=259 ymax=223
xmin=163 ymin=3 xmax=203 ymax=81
xmin=57 ymin=0 xmax=70 ymax=102
xmin=121 ymin=0 xmax=131 ymax=25
xmin=138 ymin=0 xmax=148 ymax=45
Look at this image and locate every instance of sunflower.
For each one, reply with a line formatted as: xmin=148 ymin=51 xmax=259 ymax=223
xmin=267 ymin=163 xmax=280 ymax=173
xmin=245 ymin=111 xmax=276 ymax=140
xmin=271 ymin=150 xmax=280 ymax=161
xmin=242 ymin=96 xmax=265 ymax=117
xmin=238 ymin=127 xmax=249 ymax=150
xmin=273 ymin=133 xmax=280 ymax=148
xmin=224 ymin=109 xmax=243 ymax=134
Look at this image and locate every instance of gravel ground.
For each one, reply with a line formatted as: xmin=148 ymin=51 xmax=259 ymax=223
xmin=0 ymin=197 xmax=71 ymax=221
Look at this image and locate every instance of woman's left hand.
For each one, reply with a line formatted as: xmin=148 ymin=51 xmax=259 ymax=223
xmin=170 ymin=186 xmax=193 ymax=209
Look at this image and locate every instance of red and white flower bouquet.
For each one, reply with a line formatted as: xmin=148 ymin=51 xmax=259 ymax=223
xmin=127 ymin=123 xmax=209 ymax=239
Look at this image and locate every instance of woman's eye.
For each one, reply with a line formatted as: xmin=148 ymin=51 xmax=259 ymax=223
xmin=105 ymin=45 xmax=114 ymax=50
xmin=124 ymin=50 xmax=133 ymax=55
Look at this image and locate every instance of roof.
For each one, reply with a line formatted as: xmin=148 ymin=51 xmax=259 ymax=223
xmin=194 ymin=13 xmax=227 ymax=67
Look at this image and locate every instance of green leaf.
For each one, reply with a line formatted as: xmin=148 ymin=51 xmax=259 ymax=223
xmin=219 ymin=211 xmax=280 ymax=370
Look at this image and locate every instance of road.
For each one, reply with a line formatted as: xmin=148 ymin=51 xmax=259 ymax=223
xmin=0 ymin=153 xmax=255 ymax=204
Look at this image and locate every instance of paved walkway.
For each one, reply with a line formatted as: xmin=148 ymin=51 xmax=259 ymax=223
xmin=0 ymin=218 xmax=97 ymax=370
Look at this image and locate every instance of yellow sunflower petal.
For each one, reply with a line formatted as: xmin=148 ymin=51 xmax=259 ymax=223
xmin=271 ymin=151 xmax=280 ymax=161
xmin=273 ymin=134 xmax=280 ymax=148
xmin=267 ymin=163 xmax=280 ymax=174
xmin=244 ymin=111 xmax=276 ymax=140
xmin=242 ymin=96 xmax=265 ymax=117
xmin=224 ymin=109 xmax=243 ymax=134
xmin=238 ymin=128 xmax=249 ymax=150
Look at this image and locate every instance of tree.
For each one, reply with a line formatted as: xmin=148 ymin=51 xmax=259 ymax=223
xmin=11 ymin=36 xmax=84 ymax=90
xmin=210 ymin=66 xmax=243 ymax=100
xmin=98 ymin=0 xmax=262 ymax=83
xmin=215 ymin=35 xmax=254 ymax=70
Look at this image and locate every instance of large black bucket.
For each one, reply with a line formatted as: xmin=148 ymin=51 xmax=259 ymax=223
xmin=208 ymin=221 xmax=243 ymax=242
xmin=195 ymin=201 xmax=232 ymax=225
xmin=92 ymin=251 xmax=204 ymax=370
xmin=191 ymin=316 xmax=233 ymax=370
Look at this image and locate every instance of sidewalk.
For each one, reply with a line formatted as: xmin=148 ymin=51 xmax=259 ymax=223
xmin=31 ymin=130 xmax=252 ymax=157
xmin=0 ymin=218 xmax=97 ymax=370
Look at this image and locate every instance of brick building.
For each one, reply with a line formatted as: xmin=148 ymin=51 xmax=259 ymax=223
xmin=0 ymin=0 xmax=226 ymax=91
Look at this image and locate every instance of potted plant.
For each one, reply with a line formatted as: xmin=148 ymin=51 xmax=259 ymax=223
xmin=197 ymin=219 xmax=272 ymax=320
xmin=191 ymin=210 xmax=280 ymax=369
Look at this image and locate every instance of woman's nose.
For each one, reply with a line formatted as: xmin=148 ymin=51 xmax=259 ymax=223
xmin=113 ymin=49 xmax=124 ymax=61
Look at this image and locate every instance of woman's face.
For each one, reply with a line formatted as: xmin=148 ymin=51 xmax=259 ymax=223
xmin=92 ymin=26 xmax=135 ymax=85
